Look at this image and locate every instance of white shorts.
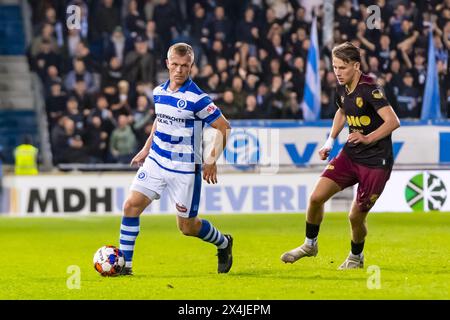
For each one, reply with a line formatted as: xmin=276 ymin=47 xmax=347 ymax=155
xmin=130 ymin=157 xmax=202 ymax=218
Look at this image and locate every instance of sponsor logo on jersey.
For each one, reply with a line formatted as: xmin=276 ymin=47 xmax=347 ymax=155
xmin=206 ymin=104 xmax=217 ymax=114
xmin=176 ymin=203 xmax=188 ymax=213
xmin=346 ymin=115 xmax=371 ymax=127
xmin=326 ymin=164 xmax=335 ymax=170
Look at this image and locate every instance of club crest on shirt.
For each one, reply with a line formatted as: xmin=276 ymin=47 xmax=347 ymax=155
xmin=356 ymin=97 xmax=363 ymax=108
xmin=372 ymin=89 xmax=384 ymax=99
xmin=177 ymin=98 xmax=187 ymax=110
xmin=137 ymin=170 xmax=147 ymax=181
xmin=340 ymin=96 xmax=345 ymax=104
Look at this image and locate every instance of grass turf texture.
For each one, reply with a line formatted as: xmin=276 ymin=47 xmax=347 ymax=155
xmin=1 ymin=212 xmax=449 ymax=300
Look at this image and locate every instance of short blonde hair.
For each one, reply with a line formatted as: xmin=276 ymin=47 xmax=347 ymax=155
xmin=167 ymin=42 xmax=195 ymax=62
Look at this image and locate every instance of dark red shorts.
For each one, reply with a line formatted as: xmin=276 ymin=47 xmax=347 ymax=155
xmin=321 ymin=150 xmax=391 ymax=212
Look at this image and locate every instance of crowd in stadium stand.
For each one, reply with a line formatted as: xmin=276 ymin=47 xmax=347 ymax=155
xmin=26 ymin=0 xmax=450 ymax=164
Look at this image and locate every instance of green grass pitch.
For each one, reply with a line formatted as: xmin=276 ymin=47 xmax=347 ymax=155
xmin=1 ymin=212 xmax=449 ymax=300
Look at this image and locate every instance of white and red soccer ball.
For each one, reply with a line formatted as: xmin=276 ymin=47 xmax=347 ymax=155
xmin=93 ymin=245 xmax=125 ymax=276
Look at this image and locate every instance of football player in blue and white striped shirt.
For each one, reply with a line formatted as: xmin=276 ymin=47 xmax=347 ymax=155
xmin=118 ymin=43 xmax=233 ymax=275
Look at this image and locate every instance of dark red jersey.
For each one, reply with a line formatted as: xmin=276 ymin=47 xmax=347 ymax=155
xmin=335 ymin=73 xmax=394 ymax=169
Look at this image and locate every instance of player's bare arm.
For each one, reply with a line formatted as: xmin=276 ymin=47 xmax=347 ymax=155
xmin=319 ymin=108 xmax=346 ymax=160
xmin=203 ymin=115 xmax=231 ymax=184
xmin=130 ymin=121 xmax=158 ymax=167
xmin=347 ymin=106 xmax=400 ymax=145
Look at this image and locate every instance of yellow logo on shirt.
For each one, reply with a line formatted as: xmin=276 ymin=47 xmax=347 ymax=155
xmin=372 ymin=89 xmax=384 ymax=99
xmin=370 ymin=194 xmax=379 ymax=203
xmin=326 ymin=164 xmax=335 ymax=170
xmin=347 ymin=115 xmax=371 ymax=127
xmin=356 ymin=97 xmax=363 ymax=108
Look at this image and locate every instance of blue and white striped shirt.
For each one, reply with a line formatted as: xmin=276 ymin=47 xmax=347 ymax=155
xmin=149 ymin=78 xmax=222 ymax=174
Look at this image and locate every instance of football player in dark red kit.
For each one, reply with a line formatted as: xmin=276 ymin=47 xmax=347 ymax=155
xmin=281 ymin=42 xmax=400 ymax=269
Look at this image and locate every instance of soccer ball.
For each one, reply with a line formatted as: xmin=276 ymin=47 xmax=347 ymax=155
xmin=93 ymin=245 xmax=125 ymax=276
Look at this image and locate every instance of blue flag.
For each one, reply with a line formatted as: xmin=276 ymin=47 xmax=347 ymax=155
xmin=300 ymin=16 xmax=321 ymax=121
xmin=421 ymin=27 xmax=441 ymax=120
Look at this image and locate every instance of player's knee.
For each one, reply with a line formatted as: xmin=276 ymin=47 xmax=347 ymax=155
xmin=309 ymin=193 xmax=326 ymax=207
xmin=123 ymin=198 xmax=145 ymax=217
xmin=349 ymin=212 xmax=365 ymax=227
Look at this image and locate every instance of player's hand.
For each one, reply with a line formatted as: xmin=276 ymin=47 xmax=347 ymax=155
xmin=318 ymin=137 xmax=335 ymax=161
xmin=130 ymin=149 xmax=149 ymax=167
xmin=347 ymin=132 xmax=371 ymax=145
xmin=203 ymin=162 xmax=217 ymax=184
xmin=318 ymin=147 xmax=331 ymax=161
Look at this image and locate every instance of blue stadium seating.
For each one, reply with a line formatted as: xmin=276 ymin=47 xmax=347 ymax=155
xmin=0 ymin=110 xmax=39 ymax=164
xmin=0 ymin=6 xmax=37 ymax=164
xmin=0 ymin=5 xmax=25 ymax=55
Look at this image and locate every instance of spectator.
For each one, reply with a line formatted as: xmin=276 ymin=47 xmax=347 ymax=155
xmin=82 ymin=116 xmax=108 ymax=163
xmin=153 ymin=0 xmax=178 ymax=54
xmin=93 ymin=0 xmax=121 ymax=38
xmin=145 ymin=20 xmax=163 ymax=68
xmin=51 ymin=117 xmax=87 ymax=164
xmin=101 ymin=56 xmax=124 ymax=90
xmin=282 ymin=91 xmax=302 ymax=120
xmin=64 ymin=58 xmax=96 ymax=93
xmin=204 ymin=73 xmax=221 ymax=101
xmin=31 ymin=40 xmax=61 ymax=80
xmin=104 ymin=26 xmax=128 ymax=64
xmin=74 ymin=41 xmax=102 ymax=74
xmin=46 ymin=81 xmax=67 ymax=129
xmin=131 ymin=95 xmax=155 ymax=148
xmin=14 ymin=135 xmax=39 ymax=175
xmin=376 ymin=34 xmax=396 ymax=72
xmin=230 ymin=76 xmax=247 ymax=113
xmin=30 ymin=23 xmax=59 ymax=57
xmin=208 ymin=6 xmax=233 ymax=43
xmin=438 ymin=60 xmax=450 ymax=117
xmin=387 ymin=58 xmax=403 ymax=95
xmin=124 ymin=35 xmax=156 ymax=86
xmin=236 ymin=7 xmax=258 ymax=45
xmin=65 ymin=28 xmax=82 ymax=59
xmin=88 ymin=95 xmax=116 ymax=136
xmin=217 ymin=90 xmax=240 ymax=119
xmin=396 ymin=72 xmax=421 ymax=118
xmin=69 ymin=79 xmax=93 ymax=115
xmin=64 ymin=96 xmax=85 ymax=131
xmin=244 ymin=73 xmax=260 ymax=94
xmin=255 ymin=82 xmax=271 ymax=113
xmin=290 ymin=56 xmax=305 ymax=99
xmin=124 ymin=0 xmax=147 ymax=35
xmin=109 ymin=114 xmax=137 ymax=164
xmin=266 ymin=75 xmax=287 ymax=118
xmin=242 ymin=94 xmax=260 ymax=119
xmin=44 ymin=65 xmax=63 ymax=96
xmin=411 ymin=52 xmax=427 ymax=94
xmin=110 ymin=80 xmax=132 ymax=120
